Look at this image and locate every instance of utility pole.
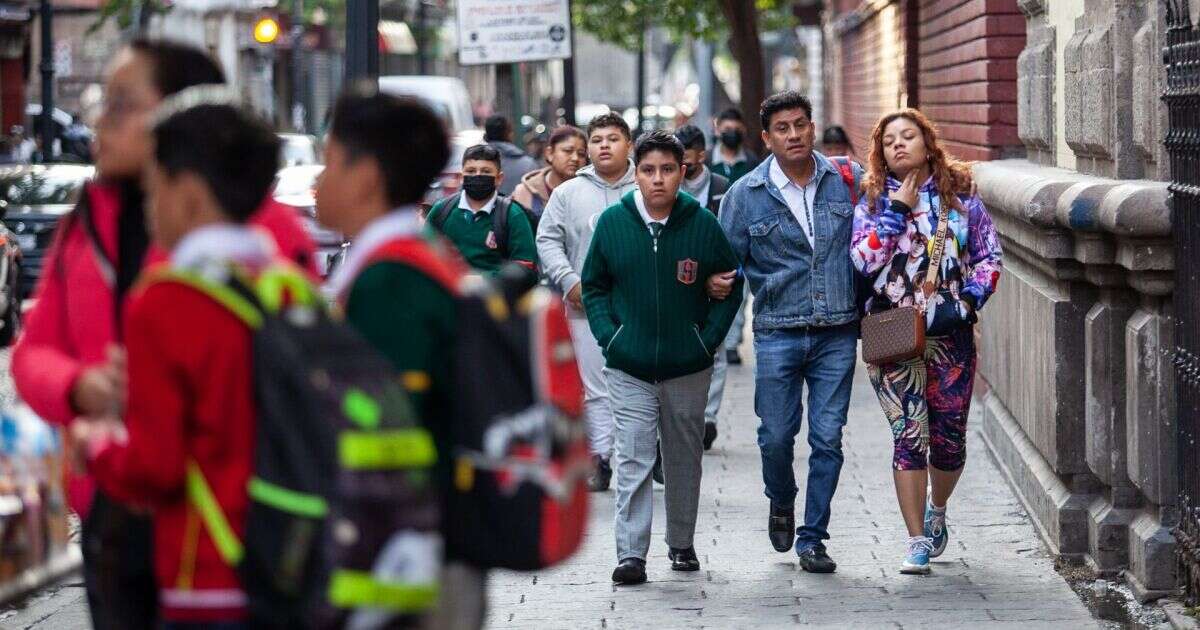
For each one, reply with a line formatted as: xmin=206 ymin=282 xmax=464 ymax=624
xmin=560 ymin=0 xmax=576 ymax=126
xmin=345 ymin=0 xmax=378 ymax=82
xmin=291 ymin=0 xmax=304 ymax=131
xmin=37 ymin=0 xmax=53 ymax=162
xmin=416 ymin=0 xmax=427 ymax=75
xmin=634 ymin=21 xmax=645 ymax=137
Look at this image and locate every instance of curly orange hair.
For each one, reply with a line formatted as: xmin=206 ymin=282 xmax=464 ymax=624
xmin=861 ymin=108 xmax=973 ymax=211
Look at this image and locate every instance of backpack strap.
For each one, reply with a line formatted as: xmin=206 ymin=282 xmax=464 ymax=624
xmin=492 ymin=195 xmax=511 ymax=256
xmin=834 ymin=157 xmax=858 ymax=206
xmin=427 ymin=193 xmax=461 ymax=234
xmin=367 ymin=236 xmax=467 ymax=295
xmin=140 ymin=267 xmax=264 ymax=329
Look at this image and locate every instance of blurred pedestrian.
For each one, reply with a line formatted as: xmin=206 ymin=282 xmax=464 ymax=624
xmin=851 ymin=108 xmax=1002 ymax=575
xmin=80 ymin=88 xmax=283 ymax=629
xmin=523 ymin=129 xmax=547 ymax=161
xmin=11 ymin=38 xmax=315 ymax=630
xmin=425 ymin=144 xmax=538 ymax=278
xmin=484 ymin=114 xmax=539 ymax=195
xmin=821 ymin=125 xmax=856 ymax=161
xmin=581 ymin=130 xmax=743 ymax=585
xmin=317 ymin=87 xmax=482 ymax=629
xmin=511 ymin=125 xmax=586 ymax=227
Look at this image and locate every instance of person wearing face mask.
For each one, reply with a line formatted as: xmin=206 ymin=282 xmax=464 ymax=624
xmin=674 ymin=123 xmax=730 ymax=451
xmin=711 ymin=108 xmax=760 ymax=184
xmin=425 ymin=143 xmax=538 ymax=276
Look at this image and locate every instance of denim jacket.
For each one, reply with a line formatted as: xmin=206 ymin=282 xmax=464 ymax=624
xmin=719 ymin=151 xmax=863 ymax=331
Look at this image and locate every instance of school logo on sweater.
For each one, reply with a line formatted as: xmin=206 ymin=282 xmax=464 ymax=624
xmin=485 ymin=230 xmax=498 ymax=250
xmin=677 ymin=259 xmax=698 ymax=285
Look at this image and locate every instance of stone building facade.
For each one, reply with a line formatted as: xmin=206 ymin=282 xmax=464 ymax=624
xmin=974 ymin=0 xmax=1178 ymax=600
xmin=824 ymin=0 xmax=1188 ymax=600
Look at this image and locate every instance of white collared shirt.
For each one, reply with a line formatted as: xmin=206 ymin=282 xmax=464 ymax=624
xmin=171 ymin=222 xmax=275 ymax=281
xmin=458 ymin=191 xmax=498 ymax=215
xmin=768 ymin=156 xmax=818 ymax=244
xmin=634 ymin=190 xmax=669 ymax=235
xmin=324 ymin=206 xmax=422 ymax=299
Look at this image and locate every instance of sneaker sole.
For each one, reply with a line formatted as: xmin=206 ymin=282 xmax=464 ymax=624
xmin=900 ymin=563 xmax=931 ymax=575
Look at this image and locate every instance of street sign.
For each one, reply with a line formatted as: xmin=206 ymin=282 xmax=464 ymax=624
xmin=457 ymin=0 xmax=571 ymax=66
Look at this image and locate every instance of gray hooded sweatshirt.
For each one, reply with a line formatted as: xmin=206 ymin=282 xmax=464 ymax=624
xmin=536 ymin=161 xmax=636 ymax=317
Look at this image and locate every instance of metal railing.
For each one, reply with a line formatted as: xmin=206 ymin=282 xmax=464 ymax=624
xmin=1164 ymin=0 xmax=1200 ymax=606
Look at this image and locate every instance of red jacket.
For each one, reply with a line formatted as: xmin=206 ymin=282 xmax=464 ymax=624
xmin=91 ymin=273 xmax=255 ymax=622
xmin=11 ymin=182 xmax=316 ymax=518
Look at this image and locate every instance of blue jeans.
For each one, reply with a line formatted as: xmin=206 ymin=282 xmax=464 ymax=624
xmin=753 ymin=323 xmax=857 ymax=552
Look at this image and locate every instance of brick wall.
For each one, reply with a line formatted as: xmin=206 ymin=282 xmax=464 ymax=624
xmin=826 ymin=0 xmax=1025 ymax=163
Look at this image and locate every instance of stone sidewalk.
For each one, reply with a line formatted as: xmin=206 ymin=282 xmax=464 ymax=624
xmin=483 ymin=342 xmax=1100 ymax=630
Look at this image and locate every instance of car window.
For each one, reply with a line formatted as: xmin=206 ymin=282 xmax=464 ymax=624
xmin=0 ymin=171 xmax=86 ymax=206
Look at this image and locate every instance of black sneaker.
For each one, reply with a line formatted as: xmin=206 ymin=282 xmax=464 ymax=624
xmin=703 ymin=421 xmax=718 ymax=451
xmin=668 ymin=546 xmax=701 ymax=572
xmin=726 ymin=348 xmax=742 ymax=365
xmin=797 ymin=547 xmax=837 ymax=574
xmin=652 ymin=445 xmax=664 ymax=485
xmin=612 ymin=558 xmax=647 ymax=585
xmin=587 ymin=455 xmax=611 ymax=492
xmin=768 ymin=503 xmax=794 ymax=553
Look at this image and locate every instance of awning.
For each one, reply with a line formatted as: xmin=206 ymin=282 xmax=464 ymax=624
xmin=378 ymin=20 xmax=416 ymax=55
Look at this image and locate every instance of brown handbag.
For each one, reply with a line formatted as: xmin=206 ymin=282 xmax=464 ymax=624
xmin=860 ymin=205 xmax=951 ymax=366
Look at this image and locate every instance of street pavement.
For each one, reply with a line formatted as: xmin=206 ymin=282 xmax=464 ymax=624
xmin=0 ymin=342 xmax=1101 ymax=629
xmin=483 ymin=337 xmax=1101 ymax=630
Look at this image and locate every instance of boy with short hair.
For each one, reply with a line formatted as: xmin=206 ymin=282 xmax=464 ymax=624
xmin=315 ymin=86 xmax=485 ymax=630
xmin=582 ymin=130 xmax=743 ymax=585
xmin=425 ymin=143 xmax=537 ymax=276
xmin=81 ymin=90 xmax=283 ymax=627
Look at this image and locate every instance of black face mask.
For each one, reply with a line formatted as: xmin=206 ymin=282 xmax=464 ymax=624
xmin=719 ymin=129 xmax=743 ymax=149
xmin=462 ymin=174 xmax=497 ymax=201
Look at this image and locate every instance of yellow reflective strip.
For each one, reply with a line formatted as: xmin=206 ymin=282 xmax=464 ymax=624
xmin=342 ymin=389 xmax=381 ymax=429
xmin=153 ymin=270 xmax=262 ymax=329
xmin=326 ymin=570 xmax=438 ymax=612
xmin=185 ymin=461 xmax=244 ymax=565
xmin=338 ymin=429 xmax=437 ymax=470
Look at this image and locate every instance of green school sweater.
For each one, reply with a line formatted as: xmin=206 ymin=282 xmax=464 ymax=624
xmin=711 ymin=156 xmax=756 ymax=183
xmin=581 ymin=191 xmax=745 ymax=383
xmin=426 ymin=196 xmax=537 ymax=274
xmin=345 ymin=260 xmax=456 ymax=473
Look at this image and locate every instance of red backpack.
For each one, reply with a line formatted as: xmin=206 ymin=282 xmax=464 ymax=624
xmin=374 ymin=241 xmax=591 ymax=571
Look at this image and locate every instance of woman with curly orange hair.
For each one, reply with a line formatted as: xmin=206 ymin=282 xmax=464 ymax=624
xmin=850 ymin=109 xmax=1003 ymax=575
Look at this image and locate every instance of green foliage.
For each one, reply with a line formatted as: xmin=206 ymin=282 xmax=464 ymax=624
xmin=89 ymin=0 xmax=170 ymax=33
xmin=574 ymin=0 xmax=795 ymax=52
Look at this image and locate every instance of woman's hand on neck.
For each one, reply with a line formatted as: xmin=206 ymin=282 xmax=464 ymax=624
xmin=892 ymin=163 xmax=932 ymax=185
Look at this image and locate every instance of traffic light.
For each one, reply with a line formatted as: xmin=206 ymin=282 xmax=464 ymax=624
xmin=253 ymin=15 xmax=281 ymax=44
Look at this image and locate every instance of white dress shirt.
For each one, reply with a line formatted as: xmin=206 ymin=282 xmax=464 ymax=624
xmin=634 ymin=190 xmax=669 ymax=234
xmin=768 ymin=156 xmax=818 ymax=245
xmin=458 ymin=191 xmax=498 ymax=215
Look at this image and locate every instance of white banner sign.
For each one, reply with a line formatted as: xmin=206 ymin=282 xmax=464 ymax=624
xmin=457 ymin=0 xmax=572 ymax=66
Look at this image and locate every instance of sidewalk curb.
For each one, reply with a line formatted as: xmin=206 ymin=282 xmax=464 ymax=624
xmin=1164 ymin=600 xmax=1200 ymax=630
xmin=0 ymin=544 xmax=82 ymax=607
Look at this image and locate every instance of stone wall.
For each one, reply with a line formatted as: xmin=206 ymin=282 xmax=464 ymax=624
xmin=975 ymin=0 xmax=1177 ymax=601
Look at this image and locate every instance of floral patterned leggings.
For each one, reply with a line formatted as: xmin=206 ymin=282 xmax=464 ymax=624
xmin=867 ymin=326 xmax=977 ymax=471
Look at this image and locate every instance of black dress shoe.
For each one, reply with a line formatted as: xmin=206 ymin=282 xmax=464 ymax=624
xmin=668 ymin=547 xmax=701 ymax=572
xmin=797 ymin=547 xmax=837 ymax=573
xmin=612 ymin=558 xmax=647 ymax=585
xmin=768 ymin=503 xmax=795 ymax=553
xmin=703 ymin=421 xmax=718 ymax=451
xmin=726 ymin=348 xmax=742 ymax=365
xmin=652 ymin=445 xmax=664 ymax=484
xmin=587 ymin=455 xmax=611 ymax=492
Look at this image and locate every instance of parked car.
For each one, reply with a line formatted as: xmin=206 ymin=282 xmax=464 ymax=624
xmin=378 ymin=75 xmax=483 ymax=203
xmin=278 ymin=133 xmax=320 ymax=167
xmin=272 ymin=164 xmax=344 ymax=278
xmin=0 ymin=164 xmax=93 ymax=300
xmin=24 ymin=104 xmax=92 ymax=163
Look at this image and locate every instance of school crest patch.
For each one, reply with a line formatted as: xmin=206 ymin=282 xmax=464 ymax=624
xmin=485 ymin=230 xmax=498 ymax=249
xmin=677 ymin=258 xmax=698 ymax=285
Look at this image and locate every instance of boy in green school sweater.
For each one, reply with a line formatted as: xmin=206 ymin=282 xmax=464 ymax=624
xmin=581 ymin=130 xmax=744 ymax=585
xmin=426 ymin=144 xmax=538 ymax=276
xmin=315 ymin=86 xmax=484 ymax=630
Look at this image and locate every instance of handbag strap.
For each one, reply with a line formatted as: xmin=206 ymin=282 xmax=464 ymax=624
xmin=920 ymin=198 xmax=953 ymax=299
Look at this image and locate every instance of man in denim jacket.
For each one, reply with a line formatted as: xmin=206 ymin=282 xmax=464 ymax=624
xmin=713 ymin=91 xmax=863 ymax=574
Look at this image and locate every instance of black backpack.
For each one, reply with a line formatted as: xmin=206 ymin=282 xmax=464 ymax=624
xmin=150 ymin=263 xmax=441 ymax=629
xmin=427 ymin=192 xmax=534 ymax=257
